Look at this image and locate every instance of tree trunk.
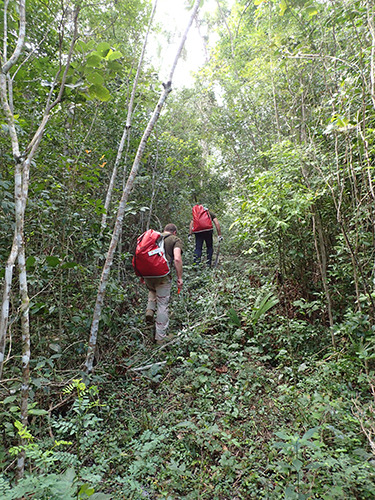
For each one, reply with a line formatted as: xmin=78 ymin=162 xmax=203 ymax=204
xmin=312 ymin=209 xmax=335 ymax=347
xmin=17 ymin=243 xmax=30 ymax=480
xmin=0 ymin=0 xmax=26 ymax=377
xmin=0 ymin=4 xmax=80 ymax=376
xmin=0 ymin=2 xmax=80 ymax=478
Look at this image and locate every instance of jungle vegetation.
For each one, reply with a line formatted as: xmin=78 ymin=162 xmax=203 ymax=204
xmin=1 ymin=0 xmax=375 ymax=498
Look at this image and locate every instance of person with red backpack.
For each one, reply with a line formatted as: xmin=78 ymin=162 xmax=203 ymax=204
xmin=189 ymin=205 xmax=222 ymax=267
xmin=133 ymin=223 xmax=183 ymax=345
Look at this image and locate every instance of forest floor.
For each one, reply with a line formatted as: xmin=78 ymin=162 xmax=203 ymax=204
xmin=2 ymin=254 xmax=375 ymax=499
xmin=83 ymin=253 xmax=375 ymax=499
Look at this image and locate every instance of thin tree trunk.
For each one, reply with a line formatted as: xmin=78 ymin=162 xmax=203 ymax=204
xmin=2 ymin=0 xmax=26 ymax=74
xmin=268 ymin=4 xmax=281 ymax=141
xmin=0 ymin=234 xmax=18 ymax=378
xmin=100 ymin=0 xmax=158 ymax=233
xmin=85 ymin=0 xmax=202 ymax=374
xmin=0 ymin=0 xmax=26 ymax=377
xmin=1 ymin=0 xmax=27 ymax=477
xmin=312 ymin=210 xmax=335 ymax=346
xmin=364 ymin=1 xmax=375 ymax=293
xmin=17 ymin=243 xmax=30 ymax=479
xmin=0 ymin=3 xmax=80 ymax=377
xmin=146 ymin=130 xmax=160 ymax=230
xmin=0 ymin=2 xmax=80 ymax=479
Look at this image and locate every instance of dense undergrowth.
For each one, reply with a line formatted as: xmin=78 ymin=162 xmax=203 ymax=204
xmin=1 ymin=251 xmax=375 ymax=499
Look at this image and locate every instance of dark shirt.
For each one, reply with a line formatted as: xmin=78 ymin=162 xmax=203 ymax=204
xmin=162 ymin=233 xmax=183 ymax=265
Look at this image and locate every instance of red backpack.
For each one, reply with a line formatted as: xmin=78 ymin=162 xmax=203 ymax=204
xmin=192 ymin=205 xmax=213 ymax=233
xmin=132 ymin=229 xmax=170 ymax=278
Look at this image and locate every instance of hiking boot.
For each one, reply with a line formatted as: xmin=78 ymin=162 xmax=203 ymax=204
xmin=155 ymin=333 xmax=175 ymax=346
xmin=145 ymin=309 xmax=155 ymax=324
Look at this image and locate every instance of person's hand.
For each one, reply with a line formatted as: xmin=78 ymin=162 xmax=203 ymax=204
xmin=177 ymin=278 xmax=183 ymax=289
xmin=218 ymin=235 xmax=223 ymax=242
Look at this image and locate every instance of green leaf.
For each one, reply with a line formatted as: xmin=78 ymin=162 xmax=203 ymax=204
xmin=2 ymin=395 xmax=18 ymax=404
xmin=306 ymin=6 xmax=318 ymax=17
xmin=26 ymin=256 xmax=36 ymax=268
xmin=28 ymin=408 xmax=48 ymax=416
xmin=46 ymin=256 xmax=60 ymax=267
xmin=285 ymin=486 xmax=296 ymax=499
xmin=79 ymin=483 xmax=95 ymax=497
xmin=275 ymin=431 xmax=290 ymax=440
xmin=89 ymin=84 xmax=111 ymax=101
xmin=49 ymin=343 xmax=61 ymax=352
xmin=61 ymin=261 xmax=78 ymax=269
xmin=279 ymin=0 xmax=287 ymax=15
xmin=30 ymin=302 xmax=47 ymax=314
xmin=292 ymin=458 xmax=303 ymax=472
xmin=86 ymin=72 xmax=104 ymax=85
xmin=227 ymin=308 xmax=241 ymax=327
xmin=107 ymin=50 xmax=123 ymax=61
xmin=86 ymin=54 xmax=102 ymax=68
xmin=298 ymin=363 xmax=308 ymax=372
xmin=13 ymin=68 xmax=26 ymax=81
xmin=76 ymin=40 xmax=88 ymax=53
xmin=252 ymin=291 xmax=279 ymax=325
xmin=62 ymin=467 xmax=76 ymax=483
xmin=175 ymin=420 xmax=198 ymax=430
xmin=107 ymin=61 xmax=123 ymax=72
xmin=96 ymin=42 xmax=111 ymax=57
xmin=302 ymin=426 xmax=319 ymax=440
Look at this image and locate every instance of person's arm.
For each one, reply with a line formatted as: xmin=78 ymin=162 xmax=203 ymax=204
xmin=213 ymin=217 xmax=221 ymax=236
xmin=189 ymin=220 xmax=193 ymax=235
xmin=173 ymin=246 xmax=183 ymax=288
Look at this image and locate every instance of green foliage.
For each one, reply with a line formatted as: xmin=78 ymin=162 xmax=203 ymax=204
xmin=1 ymin=0 xmax=375 ymax=497
xmin=2 ymin=259 xmax=375 ymax=497
xmin=0 ymin=467 xmax=111 ymax=500
xmin=1 ymin=380 xmax=111 ymax=499
xmin=200 ymin=0 xmax=375 ymax=324
xmin=251 ymin=290 xmax=279 ymax=327
xmin=230 ymin=142 xmax=316 ymax=275
xmin=53 ymin=380 xmax=103 ymax=463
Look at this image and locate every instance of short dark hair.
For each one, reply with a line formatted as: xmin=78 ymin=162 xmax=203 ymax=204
xmin=164 ymin=223 xmax=177 ymax=233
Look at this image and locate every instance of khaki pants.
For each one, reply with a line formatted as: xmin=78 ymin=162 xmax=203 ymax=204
xmin=144 ymin=276 xmax=171 ymax=341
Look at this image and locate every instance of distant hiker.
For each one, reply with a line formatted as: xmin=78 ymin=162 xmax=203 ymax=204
xmin=132 ymin=223 xmax=183 ymax=345
xmin=189 ymin=205 xmax=222 ymax=267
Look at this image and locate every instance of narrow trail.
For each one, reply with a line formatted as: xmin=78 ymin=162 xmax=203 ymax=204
xmin=90 ymin=253 xmax=375 ymax=499
xmin=96 ymin=258 xmax=293 ymax=496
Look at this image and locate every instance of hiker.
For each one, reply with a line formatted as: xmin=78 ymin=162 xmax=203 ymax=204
xmin=189 ymin=205 xmax=222 ymax=267
xmin=135 ymin=223 xmax=183 ymax=345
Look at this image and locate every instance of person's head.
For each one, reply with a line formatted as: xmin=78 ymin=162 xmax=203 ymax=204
xmin=164 ymin=223 xmax=177 ymax=234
